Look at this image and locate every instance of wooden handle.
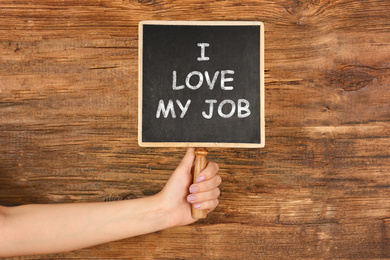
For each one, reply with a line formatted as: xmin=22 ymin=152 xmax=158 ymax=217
xmin=192 ymin=148 xmax=209 ymax=219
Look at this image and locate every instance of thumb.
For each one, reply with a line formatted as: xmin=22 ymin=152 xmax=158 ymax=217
xmin=175 ymin=148 xmax=195 ymax=173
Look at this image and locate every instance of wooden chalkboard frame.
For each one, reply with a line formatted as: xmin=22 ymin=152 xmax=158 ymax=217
xmin=138 ymin=20 xmax=265 ymax=148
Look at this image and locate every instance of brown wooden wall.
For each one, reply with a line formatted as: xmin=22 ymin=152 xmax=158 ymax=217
xmin=1 ymin=0 xmax=390 ymax=259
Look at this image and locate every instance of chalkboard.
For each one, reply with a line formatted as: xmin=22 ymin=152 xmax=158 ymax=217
xmin=138 ymin=21 xmax=265 ymax=148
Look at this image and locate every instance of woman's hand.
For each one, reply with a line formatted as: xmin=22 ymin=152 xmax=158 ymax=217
xmin=158 ymin=148 xmax=222 ymax=227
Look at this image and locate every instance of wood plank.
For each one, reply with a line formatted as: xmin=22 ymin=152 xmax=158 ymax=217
xmin=1 ymin=0 xmax=390 ymax=258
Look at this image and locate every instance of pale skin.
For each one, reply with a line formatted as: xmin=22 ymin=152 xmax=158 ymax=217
xmin=0 ymin=148 xmax=222 ymax=257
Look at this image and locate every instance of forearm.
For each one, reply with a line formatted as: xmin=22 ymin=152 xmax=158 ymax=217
xmin=0 ymin=148 xmax=222 ymax=257
xmin=0 ymin=194 xmax=171 ymax=257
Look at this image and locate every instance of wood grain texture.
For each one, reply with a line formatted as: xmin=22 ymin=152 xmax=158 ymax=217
xmin=1 ymin=0 xmax=390 ymax=259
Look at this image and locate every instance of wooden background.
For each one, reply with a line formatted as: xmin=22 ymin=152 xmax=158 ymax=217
xmin=1 ymin=0 xmax=390 ymax=259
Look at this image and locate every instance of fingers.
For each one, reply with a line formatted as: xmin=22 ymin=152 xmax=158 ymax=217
xmin=187 ymin=188 xmax=221 ymax=202
xmin=187 ymin=161 xmax=221 ymax=212
xmin=190 ymin=175 xmax=222 ymax=193
xmin=187 ymin=189 xmax=220 ymax=211
xmin=196 ymin=199 xmax=220 ymax=211
xmin=195 ymin=162 xmax=219 ymax=183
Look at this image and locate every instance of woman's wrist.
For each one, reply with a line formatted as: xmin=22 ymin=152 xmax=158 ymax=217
xmin=153 ymin=190 xmax=194 ymax=229
xmin=148 ymin=193 xmax=178 ymax=230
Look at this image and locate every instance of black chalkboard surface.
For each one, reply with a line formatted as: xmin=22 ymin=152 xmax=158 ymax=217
xmin=139 ymin=21 xmax=265 ymax=148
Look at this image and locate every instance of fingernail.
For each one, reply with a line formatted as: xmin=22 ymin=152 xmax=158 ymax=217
xmin=196 ymin=175 xmax=206 ymax=183
xmin=189 ymin=185 xmax=199 ymax=193
xmin=187 ymin=195 xmax=196 ymax=203
xmin=194 ymin=203 xmax=202 ymax=209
